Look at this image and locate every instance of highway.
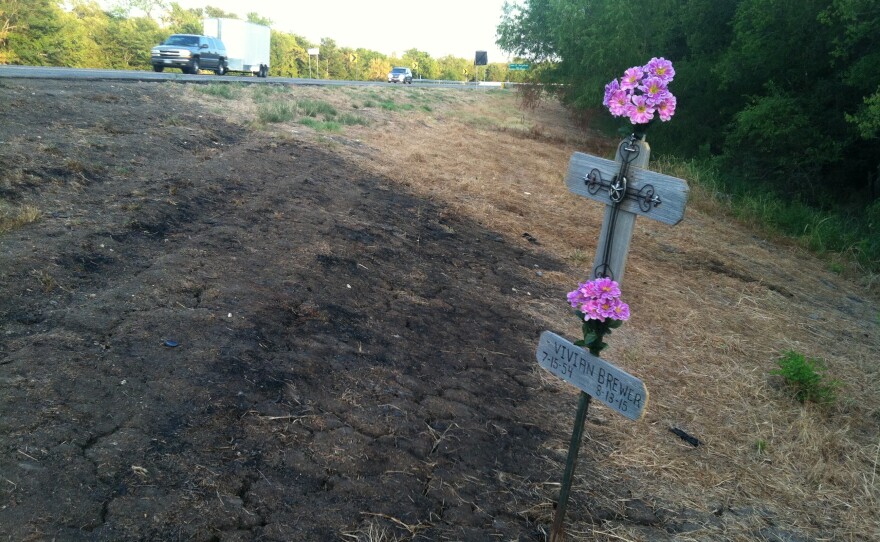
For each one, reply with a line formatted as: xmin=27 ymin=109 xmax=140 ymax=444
xmin=0 ymin=65 xmax=501 ymax=89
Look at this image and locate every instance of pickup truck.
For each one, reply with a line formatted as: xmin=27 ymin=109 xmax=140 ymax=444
xmin=150 ymin=34 xmax=228 ymax=75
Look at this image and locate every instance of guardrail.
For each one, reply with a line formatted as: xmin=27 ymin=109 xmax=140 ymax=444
xmin=412 ymin=79 xmax=520 ymax=88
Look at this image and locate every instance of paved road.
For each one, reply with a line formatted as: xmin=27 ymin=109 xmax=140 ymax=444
xmin=0 ymin=65 xmax=495 ymax=89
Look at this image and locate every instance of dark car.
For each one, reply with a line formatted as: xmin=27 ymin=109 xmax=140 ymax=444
xmin=387 ymin=67 xmax=413 ymax=84
xmin=151 ymin=34 xmax=227 ymax=75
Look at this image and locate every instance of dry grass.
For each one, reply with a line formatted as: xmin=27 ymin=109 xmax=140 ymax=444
xmin=185 ymin=83 xmax=880 ymax=540
xmin=0 ymin=202 xmax=41 ymax=233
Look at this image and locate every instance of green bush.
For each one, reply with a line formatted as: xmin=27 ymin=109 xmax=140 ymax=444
xmin=771 ymin=351 xmax=839 ymax=405
xmin=679 ymin=158 xmax=880 ymax=274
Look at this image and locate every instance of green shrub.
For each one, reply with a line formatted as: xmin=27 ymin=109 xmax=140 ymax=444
xmin=678 ymin=158 xmax=880 ymax=274
xmin=771 ymin=351 xmax=839 ymax=405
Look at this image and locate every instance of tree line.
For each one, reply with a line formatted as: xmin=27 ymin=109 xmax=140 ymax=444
xmin=0 ymin=0 xmax=524 ymax=83
xmin=497 ymin=0 xmax=880 ymax=208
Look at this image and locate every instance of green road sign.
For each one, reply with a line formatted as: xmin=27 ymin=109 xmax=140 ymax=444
xmin=509 ymin=63 xmax=530 ymax=70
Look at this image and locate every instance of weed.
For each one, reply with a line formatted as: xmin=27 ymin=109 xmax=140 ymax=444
xmin=258 ymin=102 xmax=296 ymax=123
xmin=197 ymin=84 xmax=236 ymax=99
xmin=569 ymin=249 xmax=590 ymax=266
xmin=379 ymin=100 xmax=414 ymax=112
xmin=299 ymin=118 xmax=341 ymax=132
xmin=665 ymin=157 xmax=880 ymax=277
xmin=251 ymin=84 xmax=289 ymax=103
xmin=296 ymin=99 xmax=337 ymax=118
xmin=771 ymin=350 xmax=839 ymax=405
xmin=420 ymin=105 xmax=433 ymax=112
xmin=361 ymin=100 xmax=376 ymax=108
xmin=755 ymin=439 xmax=768 ymax=454
xmin=338 ymin=113 xmax=369 ymax=126
xmin=30 ymin=269 xmax=56 ymax=293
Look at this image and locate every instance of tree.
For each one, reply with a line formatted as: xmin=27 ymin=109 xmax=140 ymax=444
xmin=110 ymin=0 xmax=167 ymax=19
xmin=1 ymin=0 xmax=92 ymax=66
xmin=496 ymin=0 xmax=880 ymax=205
xmin=246 ymin=12 xmax=271 ymax=27
xmin=163 ymin=2 xmax=202 ymax=34
xmin=319 ymin=38 xmax=347 ymax=79
xmin=270 ymin=29 xmax=308 ymax=77
xmin=203 ymin=5 xmax=238 ymax=19
xmin=367 ymin=57 xmax=391 ymax=81
xmin=437 ymin=55 xmax=469 ymax=82
xmin=402 ymin=48 xmax=437 ymax=80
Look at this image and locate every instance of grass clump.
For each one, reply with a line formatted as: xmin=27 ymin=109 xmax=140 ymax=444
xmin=379 ymin=99 xmax=415 ymax=112
xmin=251 ymin=84 xmax=289 ymax=103
xmin=296 ymin=99 xmax=337 ymax=118
xmin=338 ymin=113 xmax=369 ymax=126
xmin=197 ymin=83 xmax=236 ymax=99
xmin=299 ymin=118 xmax=341 ymax=132
xmin=257 ymin=102 xmax=296 ymax=123
xmin=771 ymin=350 xmax=839 ymax=405
xmin=0 ymin=202 xmax=41 ymax=233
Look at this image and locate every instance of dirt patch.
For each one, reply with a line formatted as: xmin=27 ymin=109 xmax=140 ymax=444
xmin=0 ymin=78 xmax=878 ymax=541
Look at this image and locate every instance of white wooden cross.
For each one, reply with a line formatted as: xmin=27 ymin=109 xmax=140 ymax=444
xmin=540 ymin=135 xmax=689 ymax=541
xmin=565 ymin=136 xmax=689 ymax=284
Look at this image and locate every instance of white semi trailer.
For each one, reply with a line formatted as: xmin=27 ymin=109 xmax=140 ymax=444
xmin=203 ymin=18 xmax=271 ymax=77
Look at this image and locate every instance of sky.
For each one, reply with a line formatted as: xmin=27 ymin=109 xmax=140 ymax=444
xmin=154 ymin=0 xmax=512 ymax=62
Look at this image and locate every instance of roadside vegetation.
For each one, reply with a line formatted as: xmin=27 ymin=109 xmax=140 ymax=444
xmin=656 ymin=156 xmax=880 ymax=280
xmin=0 ymin=0 xmax=524 ymax=83
xmin=499 ymin=0 xmax=880 ymax=276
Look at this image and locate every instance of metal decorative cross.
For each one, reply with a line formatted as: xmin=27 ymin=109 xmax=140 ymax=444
xmin=537 ymin=134 xmax=689 ymax=541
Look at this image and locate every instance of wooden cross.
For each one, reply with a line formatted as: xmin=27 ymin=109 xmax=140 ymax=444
xmin=565 ymin=136 xmax=689 ymax=284
xmin=540 ymin=135 xmax=689 ymax=541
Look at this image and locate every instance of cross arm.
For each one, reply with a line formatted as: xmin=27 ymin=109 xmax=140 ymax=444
xmin=565 ymin=152 xmax=690 ymax=225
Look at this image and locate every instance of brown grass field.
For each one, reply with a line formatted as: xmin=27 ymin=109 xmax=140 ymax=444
xmin=0 ymin=77 xmax=877 ymax=541
xmin=216 ymin=82 xmax=880 ymax=540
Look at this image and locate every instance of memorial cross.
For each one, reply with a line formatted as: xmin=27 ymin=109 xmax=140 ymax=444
xmin=539 ymin=134 xmax=689 ymax=541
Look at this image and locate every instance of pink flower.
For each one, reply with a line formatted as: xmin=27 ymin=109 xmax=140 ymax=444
xmin=626 ymin=94 xmax=655 ymax=124
xmin=639 ymin=76 xmax=668 ymax=105
xmin=610 ymin=299 xmax=631 ymax=321
xmin=603 ymin=78 xmax=620 ymax=106
xmin=566 ymin=278 xmax=630 ymax=323
xmin=603 ymin=59 xmax=676 ymax=124
xmin=594 ymin=277 xmax=621 ymax=298
xmin=645 ymin=57 xmax=675 ymax=82
xmin=620 ymin=67 xmax=644 ymax=90
xmin=608 ymin=90 xmax=629 ymax=117
xmin=656 ymin=95 xmax=677 ymax=121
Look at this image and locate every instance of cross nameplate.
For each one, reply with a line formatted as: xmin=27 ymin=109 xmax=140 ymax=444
xmin=565 ymin=139 xmax=689 ymax=282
